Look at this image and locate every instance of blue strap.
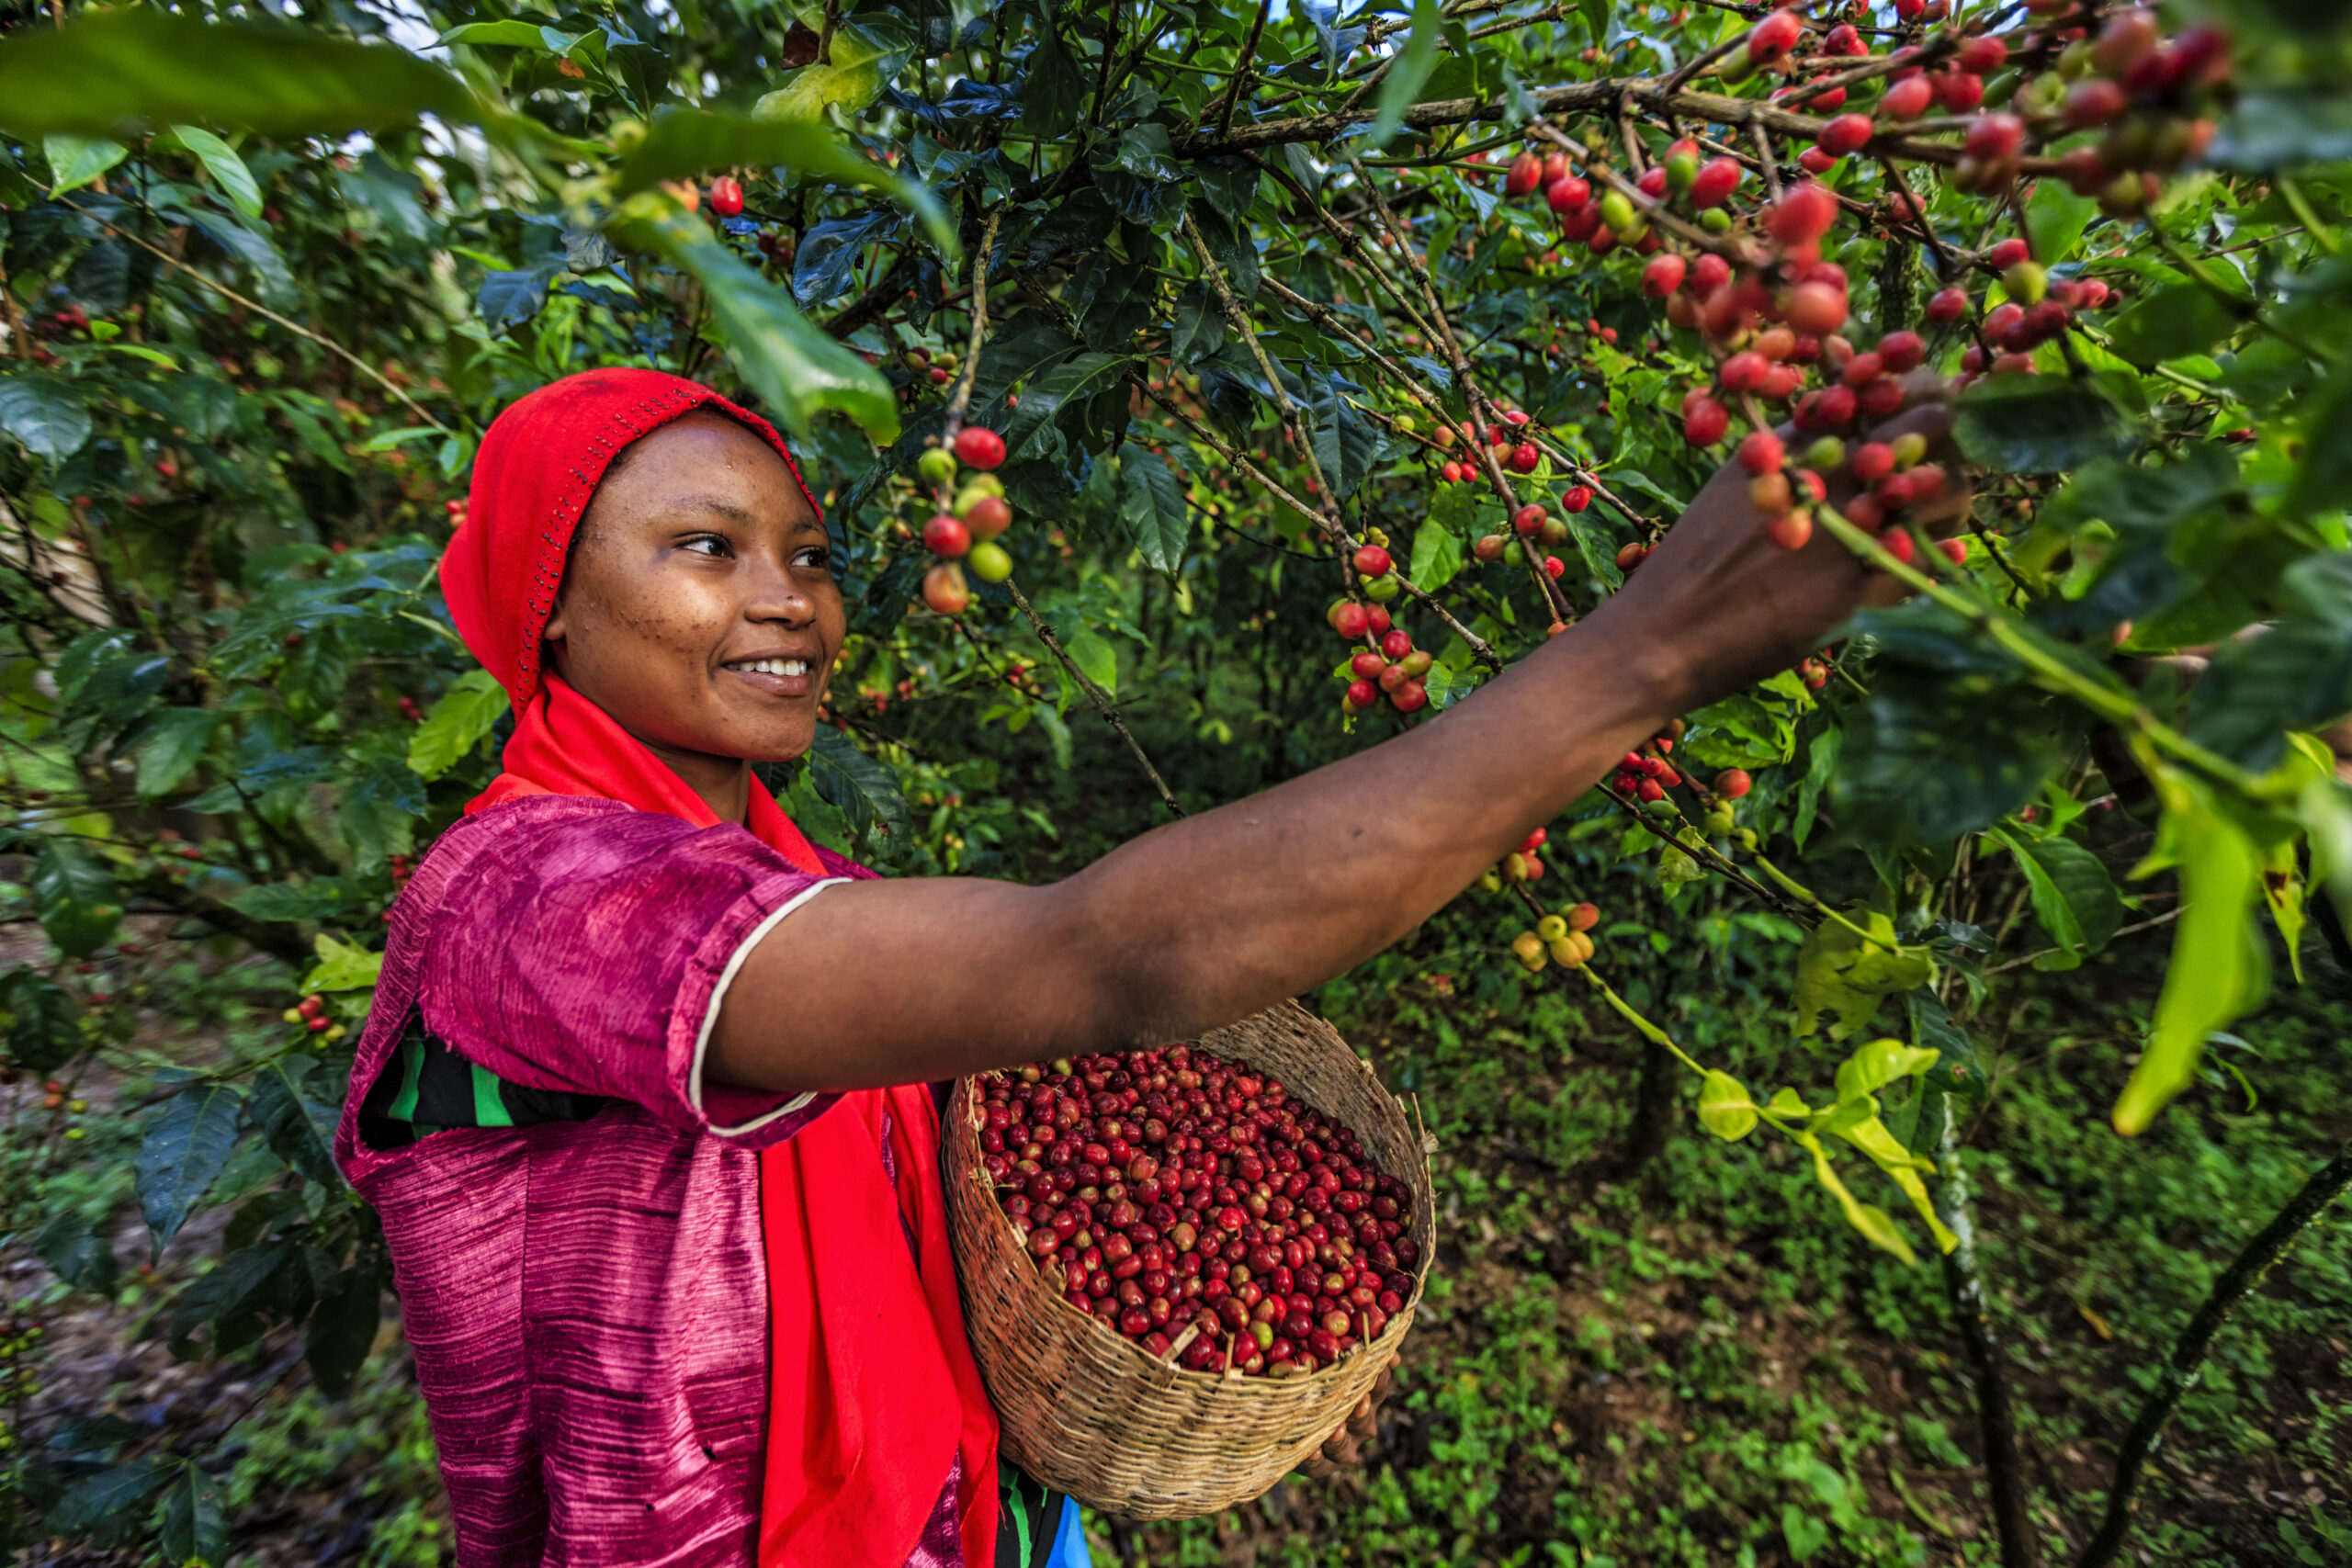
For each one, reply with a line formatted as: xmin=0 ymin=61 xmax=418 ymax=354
xmin=1044 ymin=1495 xmax=1091 ymax=1568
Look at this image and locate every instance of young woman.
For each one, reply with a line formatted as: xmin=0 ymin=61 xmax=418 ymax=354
xmin=334 ymin=366 xmax=1962 ymax=1568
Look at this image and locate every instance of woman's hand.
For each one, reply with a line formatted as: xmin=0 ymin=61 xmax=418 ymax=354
xmin=1298 ymin=1365 xmax=1394 ymax=1479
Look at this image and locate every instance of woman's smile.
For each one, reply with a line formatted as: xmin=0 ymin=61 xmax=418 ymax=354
xmin=721 ymin=651 xmax=822 ymax=698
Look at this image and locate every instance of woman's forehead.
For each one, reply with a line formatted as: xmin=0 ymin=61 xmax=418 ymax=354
xmin=594 ymin=412 xmax=816 ymax=523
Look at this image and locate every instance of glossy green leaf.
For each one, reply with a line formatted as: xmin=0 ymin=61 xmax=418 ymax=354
xmin=43 ymin=1459 xmax=170 ymax=1534
xmin=0 ymin=11 xmax=472 ymax=139
xmin=1953 ymin=377 xmax=2132 ymax=473
xmin=2104 ymin=284 xmax=2241 ymax=367
xmin=135 ymin=1084 xmax=245 ymax=1254
xmin=618 ymin=107 xmax=947 ymax=251
xmin=35 ymin=1213 xmax=118 ymax=1295
xmin=1696 ymin=1070 xmax=1758 ymax=1141
xmin=3 ymin=970 xmax=82 ymax=1074
xmin=806 ymin=725 xmax=911 ymax=849
xmin=1408 ymin=516 xmax=1464 ymax=594
xmin=2114 ymin=775 xmax=2268 ymax=1134
xmin=1985 ymin=827 xmax=2126 ymax=970
xmin=1832 ymin=1037 xmax=1940 ymax=1104
xmin=306 ymin=1265 xmax=383 ymax=1396
xmin=43 ymin=132 xmax=127 ymax=193
xmin=407 ymin=670 xmax=507 ymax=781
xmin=33 ymin=837 xmax=120 ymax=958
xmin=1116 ymin=444 xmax=1192 ymax=575
xmin=755 ymin=21 xmax=911 ymax=123
xmin=304 ymin=932 xmax=384 ymax=994
xmin=1791 ymin=906 xmax=1935 ymax=1040
xmin=624 ymin=209 xmax=899 ymax=443
xmin=133 ymin=708 xmax=221 ymax=799
xmin=157 ymin=1462 xmax=229 ymax=1566
xmin=168 ymin=125 xmax=265 ymax=220
xmin=248 ymin=1056 xmax=343 ymax=1188
xmin=0 ymin=370 xmax=94 ymax=461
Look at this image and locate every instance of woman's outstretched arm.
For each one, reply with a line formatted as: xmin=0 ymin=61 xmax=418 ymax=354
xmin=710 ymin=398 xmax=1962 ymax=1094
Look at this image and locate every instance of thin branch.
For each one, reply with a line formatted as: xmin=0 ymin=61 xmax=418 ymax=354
xmin=1001 ymin=577 xmax=1186 ymax=818
xmin=51 ymin=193 xmax=448 ymax=434
xmin=941 ymin=211 xmax=1003 ymax=442
xmin=1212 ymin=0 xmax=1273 ymax=136
xmin=2074 ymin=1136 xmax=2352 ymax=1568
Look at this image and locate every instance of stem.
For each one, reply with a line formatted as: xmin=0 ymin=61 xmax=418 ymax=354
xmin=2073 ymin=1137 xmax=2352 ymax=1568
xmin=1211 ymin=0 xmax=1273 ymax=136
xmin=1001 ymin=577 xmax=1187 ymax=819
xmin=51 ymin=193 xmax=449 ymax=434
xmin=1934 ymin=1113 xmax=2043 ymax=1568
xmin=941 ymin=211 xmax=1002 ymax=442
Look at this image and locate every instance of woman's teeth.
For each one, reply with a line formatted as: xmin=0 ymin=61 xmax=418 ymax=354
xmin=728 ymin=659 xmax=808 ymax=677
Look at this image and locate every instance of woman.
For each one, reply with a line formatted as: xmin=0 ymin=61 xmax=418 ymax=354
xmin=334 ymin=366 xmax=1959 ymax=1567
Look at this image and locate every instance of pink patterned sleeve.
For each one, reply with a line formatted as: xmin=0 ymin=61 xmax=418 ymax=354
xmin=417 ymin=795 xmax=845 ymax=1145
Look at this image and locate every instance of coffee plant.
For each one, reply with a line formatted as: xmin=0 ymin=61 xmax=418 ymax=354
xmin=1 ymin=0 xmax=2347 ymax=1561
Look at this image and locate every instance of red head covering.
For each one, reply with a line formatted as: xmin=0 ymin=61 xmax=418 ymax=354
xmin=439 ymin=368 xmax=1000 ymax=1566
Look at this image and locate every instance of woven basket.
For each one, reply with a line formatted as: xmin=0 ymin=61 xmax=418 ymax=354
xmin=943 ymin=1001 xmax=1435 ymax=1520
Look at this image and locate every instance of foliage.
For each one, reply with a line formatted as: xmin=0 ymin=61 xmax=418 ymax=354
xmin=2 ymin=0 xmax=2350 ymax=1560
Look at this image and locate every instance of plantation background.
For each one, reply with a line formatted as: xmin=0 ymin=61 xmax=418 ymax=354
xmin=2 ymin=0 xmax=2350 ymax=1563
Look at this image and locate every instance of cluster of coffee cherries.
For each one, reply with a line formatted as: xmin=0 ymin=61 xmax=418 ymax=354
xmin=1469 ymin=485 xmax=1594 ymax=584
xmin=1329 ymin=590 xmax=1430 ymax=715
xmin=281 ymin=991 xmax=347 ymax=1043
xmin=1928 ymin=236 xmax=2115 ymax=384
xmin=901 ymin=345 xmax=961 ymax=388
xmin=1477 ymin=825 xmax=1552 ymax=891
xmin=981 ymin=1043 xmax=1415 ymax=1379
xmin=1430 ymin=408 xmax=1544 ymax=481
xmin=1610 ymin=725 xmax=1691 ymax=809
xmin=1509 ymin=899 xmax=1600 ymax=974
xmin=2023 ymin=9 xmax=2232 ymax=218
xmin=915 ymin=425 xmax=1010 ymax=616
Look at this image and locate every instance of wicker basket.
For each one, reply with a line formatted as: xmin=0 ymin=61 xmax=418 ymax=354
xmin=943 ymin=1001 xmax=1435 ymax=1520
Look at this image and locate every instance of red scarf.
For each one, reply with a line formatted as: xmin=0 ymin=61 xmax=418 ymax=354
xmin=440 ymin=368 xmax=999 ymax=1567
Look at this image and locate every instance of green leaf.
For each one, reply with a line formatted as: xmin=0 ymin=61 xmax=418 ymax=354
xmin=302 ymin=932 xmax=384 ymax=994
xmin=2208 ymin=89 xmax=2352 ymax=170
xmin=43 ymin=132 xmax=127 ymax=193
xmin=1904 ymin=987 xmax=1988 ymax=1114
xmin=1791 ymin=905 xmax=1933 ymax=1040
xmin=407 ymin=670 xmax=507 ymax=781
xmin=135 ymin=1083 xmax=245 ymax=1253
xmin=2189 ymin=553 xmax=2352 ymax=770
xmin=2022 ymin=177 xmax=2099 ymax=267
xmin=305 ymin=1265 xmax=383 ymax=1396
xmin=1408 ymin=517 xmax=1464 ymax=594
xmin=168 ymin=125 xmax=264 ymax=220
xmin=1066 ymin=630 xmax=1120 ymax=696
xmin=2287 ymin=361 xmax=2352 ymax=518
xmin=33 ymin=838 xmax=121 ymax=959
xmin=3 ymin=970 xmax=82 ymax=1074
xmin=0 ymin=369 xmax=94 ymax=460
xmin=1832 ymin=1037 xmax=1939 ymax=1104
xmin=133 ymin=707 xmax=220 ymax=799
xmin=999 ymin=350 xmax=1129 ymax=458
xmin=618 ymin=107 xmax=948 ymax=254
xmin=1952 ymin=377 xmax=2131 ymax=473
xmin=35 ymin=1213 xmax=118 ymax=1295
xmin=1696 ymin=1070 xmax=1758 ymax=1142
xmin=1369 ymin=0 xmax=1442 ymax=149
xmin=438 ymin=20 xmax=573 ymax=51
xmin=2114 ymin=776 xmax=2268 ymax=1134
xmin=1791 ymin=1128 xmax=1917 ymax=1264
xmin=248 ymin=1056 xmax=342 ymax=1188
xmin=1116 ymin=444 xmax=1191 ymax=575
xmin=0 ymin=11 xmax=472 ymax=140
xmin=754 ymin=21 xmax=910 ymax=123
xmin=43 ymin=1458 xmax=170 ymax=1534
xmin=2104 ymin=283 xmax=2240 ymax=367
xmin=1984 ymin=827 xmax=2125 ymax=969
xmin=624 ymin=209 xmax=899 ymax=444
xmin=805 ymin=726 xmax=911 ymax=849
xmin=156 ymin=1462 xmax=229 ymax=1566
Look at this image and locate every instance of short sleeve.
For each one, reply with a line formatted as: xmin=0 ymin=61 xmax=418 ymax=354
xmin=418 ymin=796 xmax=844 ymax=1147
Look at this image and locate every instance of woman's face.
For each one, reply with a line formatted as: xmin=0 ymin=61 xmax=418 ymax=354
xmin=544 ymin=411 xmax=844 ymax=768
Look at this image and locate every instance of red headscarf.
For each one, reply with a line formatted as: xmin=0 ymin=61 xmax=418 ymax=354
xmin=439 ymin=367 xmax=1000 ymax=1567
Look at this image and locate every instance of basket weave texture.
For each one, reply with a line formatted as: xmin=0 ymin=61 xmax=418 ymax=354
xmin=944 ymin=1001 xmax=1435 ymax=1520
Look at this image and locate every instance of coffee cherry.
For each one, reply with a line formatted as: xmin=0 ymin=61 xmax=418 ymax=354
xmin=967 ymin=540 xmax=1014 ymax=582
xmin=1766 ymin=511 xmax=1814 ymax=550
xmin=961 ymin=493 xmax=1013 ymax=540
xmin=1689 ymin=158 xmax=1744 ymax=209
xmin=1474 ymin=534 xmax=1509 ymax=562
xmin=922 ymin=563 xmax=970 ymax=615
xmin=1881 ymin=75 xmax=1935 ymax=120
xmin=1508 ymin=442 xmax=1541 ymax=474
xmin=1642 ymin=254 xmax=1688 ymax=298
xmin=1352 ymin=545 xmax=1393 ymax=579
xmin=1333 ymin=602 xmax=1371 ymax=640
xmin=953 ymin=425 xmax=1007 ymax=470
xmin=1684 ymin=397 xmax=1730 ymax=446
xmin=1560 ymin=485 xmax=1592 ymax=513
xmin=1391 ymin=680 xmax=1429 ymax=713
xmin=1937 ymin=536 xmax=1971 ymax=567
xmin=1380 ymin=628 xmax=1413 ymax=660
xmin=1818 ymin=114 xmax=1875 ymax=156
xmin=1766 ymin=183 xmax=1838 ymax=246
xmin=1547 ymin=175 xmax=1592 ymax=214
xmin=1747 ymin=8 xmax=1802 ymax=64
xmin=1513 ymin=503 xmax=1547 ymax=536
xmin=1345 ymin=679 xmax=1378 ymax=711
xmin=1738 ymin=431 xmax=1786 ymax=476
xmin=922 ymin=513 xmax=971 ymax=557
xmin=707 ymin=175 xmax=744 ymax=218
xmin=1506 ymin=152 xmax=1544 ymax=197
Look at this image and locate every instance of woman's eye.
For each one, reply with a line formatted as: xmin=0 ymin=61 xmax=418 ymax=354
xmin=794 ymin=547 xmax=834 ymax=573
xmin=682 ymin=535 xmax=731 ymax=558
